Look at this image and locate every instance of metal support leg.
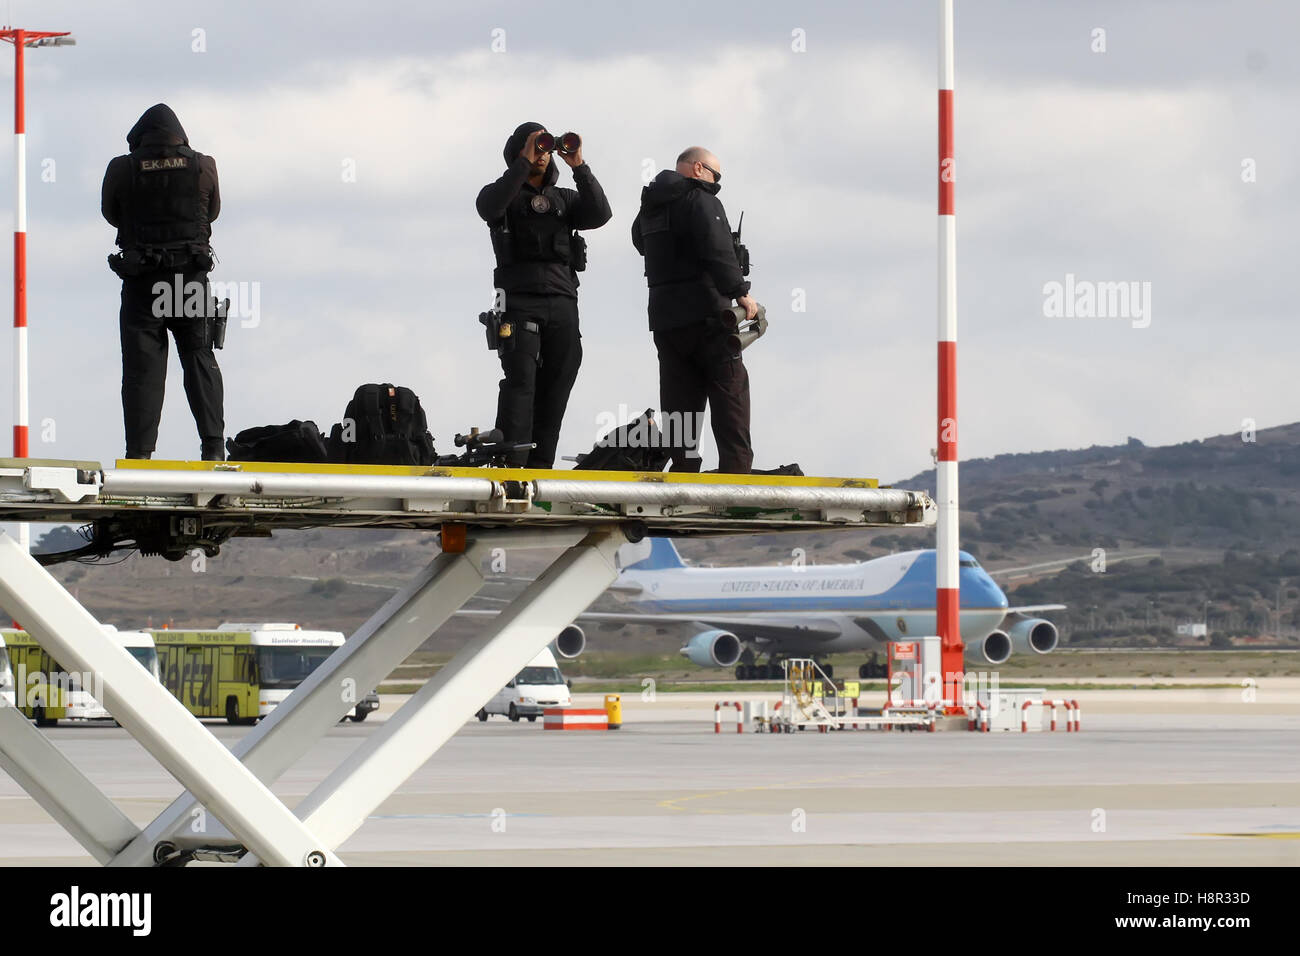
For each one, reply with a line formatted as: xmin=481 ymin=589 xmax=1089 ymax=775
xmin=0 ymin=531 xmax=340 ymax=867
xmin=240 ymin=526 xmax=627 ymax=862
xmin=109 ymin=526 xmax=586 ymax=867
xmin=0 ymin=704 xmax=139 ymax=864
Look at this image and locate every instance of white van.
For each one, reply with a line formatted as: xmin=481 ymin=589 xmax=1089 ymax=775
xmin=65 ymin=627 xmax=160 ymax=721
xmin=477 ymin=647 xmax=571 ymax=722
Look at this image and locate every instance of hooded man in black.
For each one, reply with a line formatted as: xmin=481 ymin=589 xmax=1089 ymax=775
xmin=102 ymin=103 xmax=224 ymax=461
xmin=632 ymin=146 xmax=757 ymax=474
xmin=476 ymin=122 xmax=611 ymax=468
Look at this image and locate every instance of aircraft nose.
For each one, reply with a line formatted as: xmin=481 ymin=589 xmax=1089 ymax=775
xmin=984 ymin=572 xmax=1009 ymax=608
xmin=961 ymin=565 xmax=1006 ymax=607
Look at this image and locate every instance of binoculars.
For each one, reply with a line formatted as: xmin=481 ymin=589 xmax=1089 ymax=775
xmin=535 ymin=131 xmax=581 ymax=155
xmin=720 ymin=303 xmax=769 ymax=351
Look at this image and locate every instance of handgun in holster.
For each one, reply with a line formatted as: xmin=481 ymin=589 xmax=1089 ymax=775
xmin=479 ymin=309 xmax=504 ymax=350
xmin=210 ymin=298 xmax=230 ymax=350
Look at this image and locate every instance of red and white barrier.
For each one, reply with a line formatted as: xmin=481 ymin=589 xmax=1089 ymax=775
xmin=1020 ymin=699 xmax=1081 ymax=733
xmin=543 ymin=707 xmax=608 ymax=731
xmin=714 ymin=701 xmax=743 ymax=734
xmin=967 ymin=700 xmax=989 ymax=732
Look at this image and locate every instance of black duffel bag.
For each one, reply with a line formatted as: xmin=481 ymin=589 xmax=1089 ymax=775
xmin=572 ymin=408 xmax=670 ymax=472
xmin=225 ymin=420 xmax=330 ymax=463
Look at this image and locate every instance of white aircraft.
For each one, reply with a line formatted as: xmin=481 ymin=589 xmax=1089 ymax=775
xmin=538 ymin=538 xmax=1064 ymax=680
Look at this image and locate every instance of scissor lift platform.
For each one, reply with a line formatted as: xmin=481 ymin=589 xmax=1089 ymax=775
xmin=0 ymin=458 xmax=933 ymax=866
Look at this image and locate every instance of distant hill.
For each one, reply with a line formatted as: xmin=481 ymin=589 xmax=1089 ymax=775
xmin=890 ymin=423 xmax=1299 ymax=561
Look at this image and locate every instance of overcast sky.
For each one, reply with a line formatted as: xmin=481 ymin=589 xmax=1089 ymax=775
xmin=0 ymin=0 xmax=1294 ymax=488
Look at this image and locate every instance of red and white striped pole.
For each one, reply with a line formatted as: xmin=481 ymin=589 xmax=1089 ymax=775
xmin=1 ymin=26 xmax=71 ymax=555
xmin=11 ymin=30 xmax=28 ymax=556
xmin=936 ymin=0 xmax=964 ymax=706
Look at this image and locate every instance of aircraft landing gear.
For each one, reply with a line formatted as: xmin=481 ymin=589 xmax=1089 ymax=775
xmin=857 ymin=653 xmax=887 ymax=680
xmin=736 ymin=660 xmax=784 ymax=681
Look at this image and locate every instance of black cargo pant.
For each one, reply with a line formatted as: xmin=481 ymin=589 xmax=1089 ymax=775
xmin=494 ymin=293 xmax=582 ymax=469
xmin=120 ymin=271 xmax=225 ymax=456
xmin=653 ymin=322 xmax=753 ymax=474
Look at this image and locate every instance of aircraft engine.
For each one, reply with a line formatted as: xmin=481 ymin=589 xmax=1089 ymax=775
xmin=964 ymin=629 xmax=1012 ymax=666
xmin=551 ymin=625 xmax=586 ymax=659
xmin=1006 ymin=617 xmax=1058 ymax=655
xmin=680 ymin=629 xmax=743 ymax=668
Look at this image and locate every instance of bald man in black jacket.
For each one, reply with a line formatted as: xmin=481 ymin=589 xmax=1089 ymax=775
xmin=632 ymin=146 xmax=757 ymax=474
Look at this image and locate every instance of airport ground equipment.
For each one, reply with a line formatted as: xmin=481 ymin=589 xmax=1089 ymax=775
xmin=0 ymin=456 xmax=933 ymax=866
xmin=714 ymin=700 xmax=743 ymax=733
xmin=887 ymin=637 xmax=943 ymax=707
xmin=542 ymin=708 xmax=609 ymax=730
xmin=1021 ymin=699 xmax=1080 ymax=733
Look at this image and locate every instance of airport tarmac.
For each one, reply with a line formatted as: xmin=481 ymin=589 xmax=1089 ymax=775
xmin=1 ymin=687 xmax=1297 ymax=866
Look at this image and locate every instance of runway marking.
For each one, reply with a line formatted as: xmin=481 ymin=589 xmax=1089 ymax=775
xmin=1198 ymin=831 xmax=1300 ymax=840
xmin=656 ymin=772 xmax=876 ymax=813
xmin=369 ymin=812 xmax=549 ymax=820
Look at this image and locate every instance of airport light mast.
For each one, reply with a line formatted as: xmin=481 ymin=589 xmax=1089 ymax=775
xmin=936 ymin=0 xmax=964 ymax=706
xmin=0 ymin=26 xmax=74 ymax=556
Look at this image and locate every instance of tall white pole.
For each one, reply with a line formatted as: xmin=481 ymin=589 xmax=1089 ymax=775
xmin=937 ymin=0 xmax=963 ymax=702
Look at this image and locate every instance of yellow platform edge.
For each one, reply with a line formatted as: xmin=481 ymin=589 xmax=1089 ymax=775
xmin=104 ymin=458 xmax=881 ymax=489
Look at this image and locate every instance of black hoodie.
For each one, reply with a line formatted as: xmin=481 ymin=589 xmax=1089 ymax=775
xmin=476 ymin=121 xmax=612 ymax=298
xmin=102 ymin=104 xmax=220 ymax=249
xmin=631 ymin=169 xmax=749 ymax=332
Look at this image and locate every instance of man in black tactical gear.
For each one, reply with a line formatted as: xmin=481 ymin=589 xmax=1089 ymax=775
xmin=476 ymin=121 xmax=612 ymax=468
xmin=102 ymin=103 xmax=225 ymax=461
xmin=632 ymin=146 xmax=758 ymax=474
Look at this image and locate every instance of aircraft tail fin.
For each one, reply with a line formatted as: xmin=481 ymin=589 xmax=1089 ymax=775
xmin=618 ymin=537 xmax=686 ymax=571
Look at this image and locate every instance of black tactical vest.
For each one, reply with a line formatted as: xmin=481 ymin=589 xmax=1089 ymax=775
xmin=637 ymin=187 xmax=703 ymax=287
xmin=120 ymin=144 xmax=205 ymax=249
xmin=492 ymin=187 xmax=572 ymax=268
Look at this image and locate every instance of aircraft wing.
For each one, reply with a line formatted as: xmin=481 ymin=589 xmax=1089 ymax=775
xmin=1005 ymin=605 xmax=1066 ymax=614
xmin=455 ymin=609 xmax=842 ymax=642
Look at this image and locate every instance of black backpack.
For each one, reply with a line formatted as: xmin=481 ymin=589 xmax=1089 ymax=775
xmin=572 ymin=408 xmax=670 ymax=472
xmin=226 ymin=420 xmax=330 ymax=463
xmin=328 ymin=384 xmax=437 ymax=466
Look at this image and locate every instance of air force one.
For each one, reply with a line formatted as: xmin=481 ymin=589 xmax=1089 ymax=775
xmin=544 ymin=538 xmax=1064 ymax=680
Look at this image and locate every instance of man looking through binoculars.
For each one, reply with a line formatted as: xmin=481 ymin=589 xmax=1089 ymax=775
xmin=476 ymin=122 xmax=611 ymax=468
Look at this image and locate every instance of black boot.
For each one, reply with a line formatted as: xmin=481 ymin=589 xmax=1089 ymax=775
xmin=125 ymin=450 xmax=152 ymax=460
xmin=201 ymin=439 xmax=225 ymax=462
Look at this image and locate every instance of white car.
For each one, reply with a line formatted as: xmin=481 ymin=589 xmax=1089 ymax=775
xmin=477 ymin=647 xmax=571 ymax=723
